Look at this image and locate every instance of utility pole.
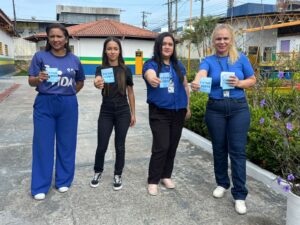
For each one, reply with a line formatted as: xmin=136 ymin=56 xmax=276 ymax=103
xmin=165 ymin=0 xmax=180 ymax=33
xmin=195 ymin=0 xmax=204 ymax=18
xmin=12 ymin=0 xmax=17 ymax=34
xmin=228 ymin=0 xmax=234 ymax=24
xmin=174 ymin=0 xmax=178 ymax=34
xmin=168 ymin=0 xmax=173 ymax=32
xmin=187 ymin=0 xmax=192 ymax=77
xmin=141 ymin=11 xmax=151 ymax=29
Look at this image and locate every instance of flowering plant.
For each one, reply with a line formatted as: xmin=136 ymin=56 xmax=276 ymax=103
xmin=251 ymin=72 xmax=300 ymax=196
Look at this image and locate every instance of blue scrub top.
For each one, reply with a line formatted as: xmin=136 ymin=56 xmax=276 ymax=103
xmin=29 ymin=51 xmax=85 ymax=95
xmin=142 ymin=59 xmax=187 ymax=110
xmin=199 ymin=53 xmax=254 ymax=99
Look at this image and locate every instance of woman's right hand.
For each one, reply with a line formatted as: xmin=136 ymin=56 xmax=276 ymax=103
xmin=148 ymin=75 xmax=160 ymax=88
xmin=38 ymin=71 xmax=49 ymax=82
xmin=191 ymin=80 xmax=200 ymax=91
xmin=94 ymin=76 xmax=104 ymax=89
xmin=145 ymin=69 xmax=160 ymax=88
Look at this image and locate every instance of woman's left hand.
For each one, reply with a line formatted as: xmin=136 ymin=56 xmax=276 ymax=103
xmin=130 ymin=114 xmax=136 ymax=127
xmin=185 ymin=108 xmax=191 ymax=120
xmin=227 ymin=75 xmax=240 ymax=87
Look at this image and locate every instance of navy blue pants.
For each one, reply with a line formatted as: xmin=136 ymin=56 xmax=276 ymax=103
xmin=94 ymin=101 xmax=131 ymax=175
xmin=31 ymin=94 xmax=78 ymax=196
xmin=148 ymin=104 xmax=186 ymax=184
xmin=205 ymin=98 xmax=250 ymax=200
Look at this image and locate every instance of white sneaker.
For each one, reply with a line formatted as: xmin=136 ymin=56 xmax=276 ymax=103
xmin=58 ymin=187 xmax=69 ymax=193
xmin=235 ymin=200 xmax=247 ymax=214
xmin=212 ymin=186 xmax=227 ymax=198
xmin=33 ymin=193 xmax=45 ymax=200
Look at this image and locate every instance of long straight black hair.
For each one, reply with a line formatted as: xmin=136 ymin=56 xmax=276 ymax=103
xmin=45 ymin=23 xmax=71 ymax=53
xmin=102 ymin=37 xmax=126 ymax=95
xmin=152 ymin=32 xmax=183 ymax=83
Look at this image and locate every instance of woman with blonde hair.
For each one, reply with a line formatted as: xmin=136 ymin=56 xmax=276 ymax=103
xmin=191 ymin=24 xmax=256 ymax=214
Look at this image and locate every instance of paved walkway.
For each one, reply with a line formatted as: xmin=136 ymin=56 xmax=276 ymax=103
xmin=0 ymin=76 xmax=286 ymax=225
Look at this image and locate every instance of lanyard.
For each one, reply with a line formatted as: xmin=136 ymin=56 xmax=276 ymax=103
xmin=216 ymin=55 xmax=229 ymax=72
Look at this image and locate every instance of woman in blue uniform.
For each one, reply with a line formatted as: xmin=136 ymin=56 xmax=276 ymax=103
xmin=143 ymin=32 xmax=190 ymax=196
xmin=191 ymin=24 xmax=256 ymax=214
xmin=28 ymin=23 xmax=85 ymax=200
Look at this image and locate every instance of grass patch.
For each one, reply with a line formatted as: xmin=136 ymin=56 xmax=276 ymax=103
xmin=14 ymin=70 xmax=28 ymax=76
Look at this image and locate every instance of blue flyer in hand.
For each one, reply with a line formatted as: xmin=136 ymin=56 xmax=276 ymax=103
xmin=159 ymin=72 xmax=170 ymax=88
xmin=101 ymin=68 xmax=115 ymax=83
xmin=199 ymin=77 xmax=212 ymax=93
xmin=46 ymin=67 xmax=59 ymax=83
xmin=220 ymin=72 xmax=235 ymax=90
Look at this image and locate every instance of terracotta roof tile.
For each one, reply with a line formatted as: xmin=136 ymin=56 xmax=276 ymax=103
xmin=25 ymin=19 xmax=158 ymax=41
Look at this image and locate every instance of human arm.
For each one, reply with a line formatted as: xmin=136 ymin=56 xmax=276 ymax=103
xmin=28 ymin=71 xmax=48 ymax=87
xmin=227 ymin=75 xmax=256 ymax=89
xmin=94 ymin=76 xmax=104 ymax=89
xmin=191 ymin=69 xmax=208 ymax=91
xmin=127 ymin=85 xmax=136 ymax=127
xmin=76 ymin=80 xmax=84 ymax=93
xmin=144 ymin=69 xmax=161 ymax=88
xmin=183 ymin=76 xmax=191 ymax=120
xmin=227 ymin=53 xmax=256 ymax=89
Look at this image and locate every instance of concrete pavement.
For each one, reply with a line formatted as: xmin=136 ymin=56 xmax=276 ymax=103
xmin=0 ymin=76 xmax=286 ymax=225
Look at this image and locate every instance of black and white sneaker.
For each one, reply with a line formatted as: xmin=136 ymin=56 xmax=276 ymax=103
xmin=90 ymin=172 xmax=102 ymax=188
xmin=113 ymin=175 xmax=123 ymax=191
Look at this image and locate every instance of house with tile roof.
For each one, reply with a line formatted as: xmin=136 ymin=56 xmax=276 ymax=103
xmin=26 ymin=19 xmax=158 ymax=75
xmin=0 ymin=9 xmax=17 ymax=76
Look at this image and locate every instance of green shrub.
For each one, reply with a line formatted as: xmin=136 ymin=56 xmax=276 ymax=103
xmin=185 ymin=92 xmax=209 ymax=138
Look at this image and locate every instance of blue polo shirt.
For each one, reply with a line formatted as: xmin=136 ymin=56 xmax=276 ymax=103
xmin=199 ymin=53 xmax=254 ymax=99
xmin=142 ymin=59 xmax=187 ymax=110
xmin=29 ymin=51 xmax=85 ymax=95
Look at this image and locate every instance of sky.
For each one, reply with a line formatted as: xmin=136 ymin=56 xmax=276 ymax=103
xmin=1 ymin=0 xmax=275 ymax=30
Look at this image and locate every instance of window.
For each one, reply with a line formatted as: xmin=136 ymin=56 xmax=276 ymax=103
xmin=4 ymin=44 xmax=8 ymax=56
xmin=0 ymin=42 xmax=2 ymax=55
xmin=280 ymin=40 xmax=290 ymax=53
xmin=263 ymin=47 xmax=272 ymax=62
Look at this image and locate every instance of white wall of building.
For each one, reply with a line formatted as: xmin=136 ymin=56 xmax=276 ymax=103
xmin=277 ymin=35 xmax=300 ymax=52
xmin=121 ymin=39 xmax=154 ymax=59
xmin=244 ymin=30 xmax=277 ymax=51
xmin=69 ymin=38 xmax=154 ymax=58
xmin=14 ymin=38 xmax=37 ymax=60
xmin=0 ymin=29 xmax=14 ymax=58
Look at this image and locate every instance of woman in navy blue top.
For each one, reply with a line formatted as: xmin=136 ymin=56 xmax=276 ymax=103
xmin=191 ymin=24 xmax=256 ymax=214
xmin=28 ymin=23 xmax=85 ymax=200
xmin=143 ymin=32 xmax=190 ymax=196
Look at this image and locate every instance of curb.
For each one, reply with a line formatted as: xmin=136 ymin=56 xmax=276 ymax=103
xmin=182 ymin=128 xmax=288 ymax=196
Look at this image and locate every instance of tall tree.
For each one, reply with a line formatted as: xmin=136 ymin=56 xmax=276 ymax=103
xmin=182 ymin=16 xmax=218 ymax=58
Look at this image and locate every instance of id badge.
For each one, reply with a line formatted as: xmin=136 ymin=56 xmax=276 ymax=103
xmin=168 ymin=78 xmax=174 ymax=93
xmin=223 ymin=90 xmax=230 ymax=97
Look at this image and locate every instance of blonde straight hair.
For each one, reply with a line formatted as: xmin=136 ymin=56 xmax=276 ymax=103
xmin=211 ymin=23 xmax=239 ymax=64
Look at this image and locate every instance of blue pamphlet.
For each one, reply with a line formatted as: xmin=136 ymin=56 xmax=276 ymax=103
xmin=46 ymin=67 xmax=59 ymax=83
xmin=101 ymin=68 xmax=115 ymax=83
xmin=159 ymin=72 xmax=170 ymax=88
xmin=199 ymin=77 xmax=212 ymax=93
xmin=220 ymin=72 xmax=235 ymax=90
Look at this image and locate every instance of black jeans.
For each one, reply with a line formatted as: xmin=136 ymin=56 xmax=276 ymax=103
xmin=148 ymin=104 xmax=186 ymax=184
xmin=94 ymin=101 xmax=131 ymax=175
